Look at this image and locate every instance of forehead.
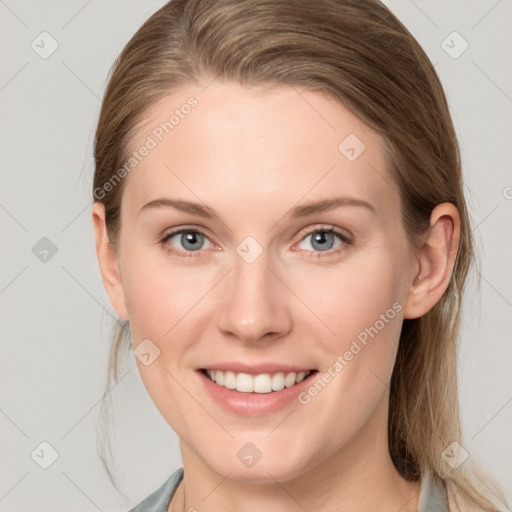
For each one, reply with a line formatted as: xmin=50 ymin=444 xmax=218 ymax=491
xmin=122 ymin=81 xmax=399 ymax=223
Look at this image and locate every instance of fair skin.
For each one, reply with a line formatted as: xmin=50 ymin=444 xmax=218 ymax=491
xmin=92 ymin=81 xmax=460 ymax=512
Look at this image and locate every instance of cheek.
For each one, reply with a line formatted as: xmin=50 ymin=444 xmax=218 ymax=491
xmin=121 ymin=246 xmax=213 ymax=342
xmin=120 ymin=248 xmax=211 ymax=425
xmin=290 ymin=265 xmax=402 ymax=434
xmin=290 ymin=250 xmax=404 ymax=344
xmin=290 ymin=249 xmax=405 ymax=402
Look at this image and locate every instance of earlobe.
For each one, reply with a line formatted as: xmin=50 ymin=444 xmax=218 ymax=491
xmin=91 ymin=202 xmax=129 ymax=321
xmin=403 ymin=203 xmax=460 ymax=319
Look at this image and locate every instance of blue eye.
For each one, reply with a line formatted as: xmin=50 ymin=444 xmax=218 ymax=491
xmin=298 ymin=229 xmax=345 ymax=252
xmin=160 ymin=225 xmax=352 ymax=258
xmin=293 ymin=226 xmax=352 ymax=259
xmin=161 ymin=229 xmax=211 ymax=257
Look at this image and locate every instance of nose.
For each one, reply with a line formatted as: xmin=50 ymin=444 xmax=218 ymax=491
xmin=216 ymin=250 xmax=292 ymax=344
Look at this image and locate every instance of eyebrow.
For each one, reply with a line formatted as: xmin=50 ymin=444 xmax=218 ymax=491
xmin=138 ymin=196 xmax=376 ymax=219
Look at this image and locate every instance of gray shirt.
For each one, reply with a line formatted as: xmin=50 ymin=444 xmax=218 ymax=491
xmin=127 ymin=467 xmax=450 ymax=511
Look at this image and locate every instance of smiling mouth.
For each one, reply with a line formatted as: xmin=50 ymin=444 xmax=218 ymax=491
xmin=200 ymin=368 xmax=318 ymax=394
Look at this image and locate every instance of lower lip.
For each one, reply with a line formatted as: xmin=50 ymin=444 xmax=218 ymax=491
xmin=196 ymin=369 xmax=318 ymax=416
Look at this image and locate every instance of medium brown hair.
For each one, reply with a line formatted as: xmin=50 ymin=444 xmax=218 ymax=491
xmin=93 ymin=1 xmax=507 ymax=509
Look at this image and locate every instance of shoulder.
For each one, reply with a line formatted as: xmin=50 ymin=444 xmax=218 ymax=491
xmin=126 ymin=467 xmax=184 ymax=512
xmin=420 ymin=469 xmax=500 ymax=512
xmin=418 ymin=470 xmax=451 ymax=511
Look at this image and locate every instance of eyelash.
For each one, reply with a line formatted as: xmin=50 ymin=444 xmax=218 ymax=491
xmin=159 ymin=225 xmax=353 ymax=259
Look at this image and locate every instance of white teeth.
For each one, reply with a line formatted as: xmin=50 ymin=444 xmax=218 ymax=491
xmin=271 ymin=372 xmax=285 ymax=391
xmin=296 ymin=371 xmax=308 ymax=382
xmin=205 ymin=369 xmax=311 ymax=393
xmin=253 ymin=373 xmax=272 ymax=393
xmin=224 ymin=371 xmax=237 ymax=389
xmin=236 ymin=373 xmax=254 ymax=392
xmin=284 ymin=372 xmax=296 ymax=387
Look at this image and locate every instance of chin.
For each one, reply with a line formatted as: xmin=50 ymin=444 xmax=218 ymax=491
xmin=200 ymin=445 xmax=314 ymax=484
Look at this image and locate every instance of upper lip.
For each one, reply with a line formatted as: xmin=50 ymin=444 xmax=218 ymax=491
xmin=198 ymin=362 xmax=317 ymax=375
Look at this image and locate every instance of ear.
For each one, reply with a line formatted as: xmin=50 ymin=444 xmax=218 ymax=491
xmin=403 ymin=203 xmax=460 ymax=319
xmin=91 ymin=201 xmax=129 ymax=321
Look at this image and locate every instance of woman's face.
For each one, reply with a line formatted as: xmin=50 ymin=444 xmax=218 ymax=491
xmin=102 ymin=81 xmax=420 ymax=482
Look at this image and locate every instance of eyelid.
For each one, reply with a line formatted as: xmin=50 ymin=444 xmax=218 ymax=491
xmin=160 ymin=223 xmax=352 ymax=243
xmin=294 ymin=223 xmax=353 ymax=243
xmin=159 ymin=225 xmax=219 ymax=253
xmin=160 ymin=223 xmax=353 ymax=257
xmin=160 ymin=224 xmax=217 ymax=243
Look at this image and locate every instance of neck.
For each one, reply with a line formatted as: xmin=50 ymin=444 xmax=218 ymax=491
xmin=169 ymin=397 xmax=421 ymax=512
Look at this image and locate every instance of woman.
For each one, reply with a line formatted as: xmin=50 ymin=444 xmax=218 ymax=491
xmin=91 ymin=0 xmax=508 ymax=511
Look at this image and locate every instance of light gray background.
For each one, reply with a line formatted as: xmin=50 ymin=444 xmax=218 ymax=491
xmin=1 ymin=1 xmax=511 ymax=511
